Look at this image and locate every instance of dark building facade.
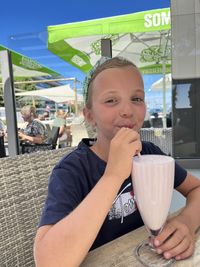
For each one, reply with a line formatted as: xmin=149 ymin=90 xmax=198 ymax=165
xmin=171 ymin=0 xmax=200 ymax=167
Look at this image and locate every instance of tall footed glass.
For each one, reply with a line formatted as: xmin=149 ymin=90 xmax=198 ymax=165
xmin=132 ymin=154 xmax=175 ymax=267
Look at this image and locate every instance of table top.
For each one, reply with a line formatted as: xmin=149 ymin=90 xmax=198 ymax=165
xmin=81 ymin=223 xmax=200 ymax=267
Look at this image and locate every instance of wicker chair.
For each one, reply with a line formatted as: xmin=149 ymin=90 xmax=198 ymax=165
xmin=21 ymin=126 xmax=60 ymax=154
xmin=0 ymin=147 xmax=74 ymax=267
xmin=140 ymin=127 xmax=172 ymax=156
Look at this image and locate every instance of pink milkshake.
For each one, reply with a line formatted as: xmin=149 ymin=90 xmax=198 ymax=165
xmin=132 ymin=155 xmax=175 ymax=233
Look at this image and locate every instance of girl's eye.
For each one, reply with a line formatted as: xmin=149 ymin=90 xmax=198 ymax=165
xmin=132 ymin=97 xmax=144 ymax=103
xmin=105 ymin=98 xmax=118 ymax=104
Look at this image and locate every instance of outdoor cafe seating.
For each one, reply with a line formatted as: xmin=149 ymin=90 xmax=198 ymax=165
xmin=1 ymin=129 xmax=200 ymax=267
xmin=0 ymin=146 xmax=74 ymax=267
xmin=0 ymin=133 xmax=6 ymax=158
xmin=20 ymin=126 xmax=60 ymax=154
xmin=140 ymin=127 xmax=172 ymax=156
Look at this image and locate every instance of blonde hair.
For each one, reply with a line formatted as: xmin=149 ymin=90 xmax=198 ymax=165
xmin=21 ymin=105 xmax=37 ymax=118
xmin=55 ymin=109 xmax=67 ymax=119
xmin=85 ymin=57 xmax=138 ymax=108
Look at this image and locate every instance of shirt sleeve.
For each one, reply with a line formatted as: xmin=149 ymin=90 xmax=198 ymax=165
xmin=174 ymin=162 xmax=187 ymax=188
xmin=38 ymin=157 xmax=86 ymax=227
xmin=34 ymin=121 xmax=46 ymax=135
xmin=31 ymin=120 xmax=47 ymax=139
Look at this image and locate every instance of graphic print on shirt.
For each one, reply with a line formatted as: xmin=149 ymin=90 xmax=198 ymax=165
xmin=108 ymin=183 xmax=137 ymax=223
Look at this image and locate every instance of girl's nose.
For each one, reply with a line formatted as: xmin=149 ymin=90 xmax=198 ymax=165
xmin=119 ymin=103 xmax=133 ymax=118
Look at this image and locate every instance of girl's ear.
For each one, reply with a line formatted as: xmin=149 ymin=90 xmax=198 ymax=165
xmin=83 ymin=107 xmax=93 ymax=124
xmin=83 ymin=107 xmax=96 ymax=128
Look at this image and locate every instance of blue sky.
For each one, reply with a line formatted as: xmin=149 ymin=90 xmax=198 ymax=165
xmin=0 ymin=0 xmax=170 ymax=95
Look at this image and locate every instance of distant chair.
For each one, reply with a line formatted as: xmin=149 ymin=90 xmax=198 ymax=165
xmin=151 ymin=117 xmax=163 ymax=128
xmin=21 ymin=126 xmax=60 ymax=154
xmin=47 ymin=126 xmax=60 ymax=149
xmin=0 ymin=135 xmax=6 ymax=158
xmin=142 ymin=120 xmax=151 ymax=128
xmin=151 ymin=112 xmax=163 ymax=128
xmin=140 ymin=128 xmax=172 ymax=156
xmin=58 ymin=125 xmax=73 ymax=148
xmin=0 ymin=120 xmax=6 ymax=158
xmin=44 ymin=123 xmax=52 ymax=135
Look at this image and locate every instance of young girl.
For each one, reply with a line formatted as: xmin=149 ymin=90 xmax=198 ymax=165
xmin=34 ymin=57 xmax=200 ymax=267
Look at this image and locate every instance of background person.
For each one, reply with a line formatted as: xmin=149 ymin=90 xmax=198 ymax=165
xmin=53 ymin=109 xmax=72 ymax=147
xmin=18 ymin=105 xmax=48 ymax=145
xmin=0 ymin=119 xmax=6 ymax=157
xmin=34 ymin=57 xmax=200 ymax=267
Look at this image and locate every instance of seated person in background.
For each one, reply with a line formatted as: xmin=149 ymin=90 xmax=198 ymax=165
xmin=42 ymin=105 xmax=54 ymax=120
xmin=0 ymin=119 xmax=6 ymax=157
xmin=53 ymin=109 xmax=72 ymax=147
xmin=43 ymin=111 xmax=50 ymax=120
xmin=18 ymin=105 xmax=48 ymax=144
xmin=38 ymin=114 xmax=45 ymax=121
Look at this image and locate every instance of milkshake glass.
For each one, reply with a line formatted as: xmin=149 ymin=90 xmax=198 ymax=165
xmin=132 ymin=154 xmax=175 ymax=267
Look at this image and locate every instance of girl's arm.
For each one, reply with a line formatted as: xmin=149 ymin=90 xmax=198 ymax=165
xmin=34 ymin=128 xmax=141 ymax=267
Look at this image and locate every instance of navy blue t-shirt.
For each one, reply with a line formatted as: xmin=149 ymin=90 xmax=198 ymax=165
xmin=39 ymin=139 xmax=187 ymax=250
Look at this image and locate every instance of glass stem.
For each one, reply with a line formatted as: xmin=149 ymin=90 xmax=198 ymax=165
xmin=148 ymin=229 xmax=161 ymax=248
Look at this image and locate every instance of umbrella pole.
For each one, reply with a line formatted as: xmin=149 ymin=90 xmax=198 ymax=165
xmin=162 ymin=58 xmax=167 ymax=128
xmin=32 ymin=96 xmax=36 ymax=107
xmin=74 ymin=78 xmax=78 ymax=116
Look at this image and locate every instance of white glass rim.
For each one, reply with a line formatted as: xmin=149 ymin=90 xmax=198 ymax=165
xmin=133 ymin=154 xmax=174 ymax=165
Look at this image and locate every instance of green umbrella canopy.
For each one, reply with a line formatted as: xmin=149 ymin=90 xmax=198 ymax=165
xmin=48 ymin=8 xmax=171 ymax=75
xmin=0 ymin=44 xmax=61 ymax=79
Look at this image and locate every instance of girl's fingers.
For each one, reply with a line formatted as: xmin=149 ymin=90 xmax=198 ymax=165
xmin=175 ymin=242 xmax=195 ymax=260
xmin=154 ymin=223 xmax=176 ymax=247
xmin=161 ymin=236 xmax=191 ymax=259
xmin=154 ymin=220 xmax=195 ymax=260
xmin=156 ymin=229 xmax=184 ymax=252
xmin=115 ymin=127 xmax=139 ymax=141
xmin=129 ymin=140 xmax=142 ymax=155
xmin=155 ymin=219 xmax=191 ymax=249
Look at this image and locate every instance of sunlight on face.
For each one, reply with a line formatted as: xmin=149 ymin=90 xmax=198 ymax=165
xmin=85 ymin=66 xmax=146 ymax=142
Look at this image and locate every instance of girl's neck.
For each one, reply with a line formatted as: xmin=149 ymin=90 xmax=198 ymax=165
xmin=90 ymin=139 xmax=110 ymax=162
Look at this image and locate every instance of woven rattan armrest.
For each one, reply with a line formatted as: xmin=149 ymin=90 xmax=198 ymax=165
xmin=0 ymin=146 xmax=74 ymax=267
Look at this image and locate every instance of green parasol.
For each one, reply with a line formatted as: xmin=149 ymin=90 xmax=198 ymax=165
xmin=47 ymin=8 xmax=171 ymax=75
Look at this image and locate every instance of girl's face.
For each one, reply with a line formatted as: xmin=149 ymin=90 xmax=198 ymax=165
xmin=84 ymin=66 xmax=146 ymax=143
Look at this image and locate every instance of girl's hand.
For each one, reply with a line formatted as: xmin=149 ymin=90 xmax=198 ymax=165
xmin=154 ymin=216 xmax=195 ymax=260
xmin=105 ymin=127 xmax=142 ymax=183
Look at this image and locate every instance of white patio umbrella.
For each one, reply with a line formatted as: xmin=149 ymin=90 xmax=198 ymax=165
xmin=150 ymin=73 xmax=172 ymax=90
xmin=16 ymin=84 xmax=83 ymax=103
xmin=150 ymin=73 xmax=172 ymax=127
